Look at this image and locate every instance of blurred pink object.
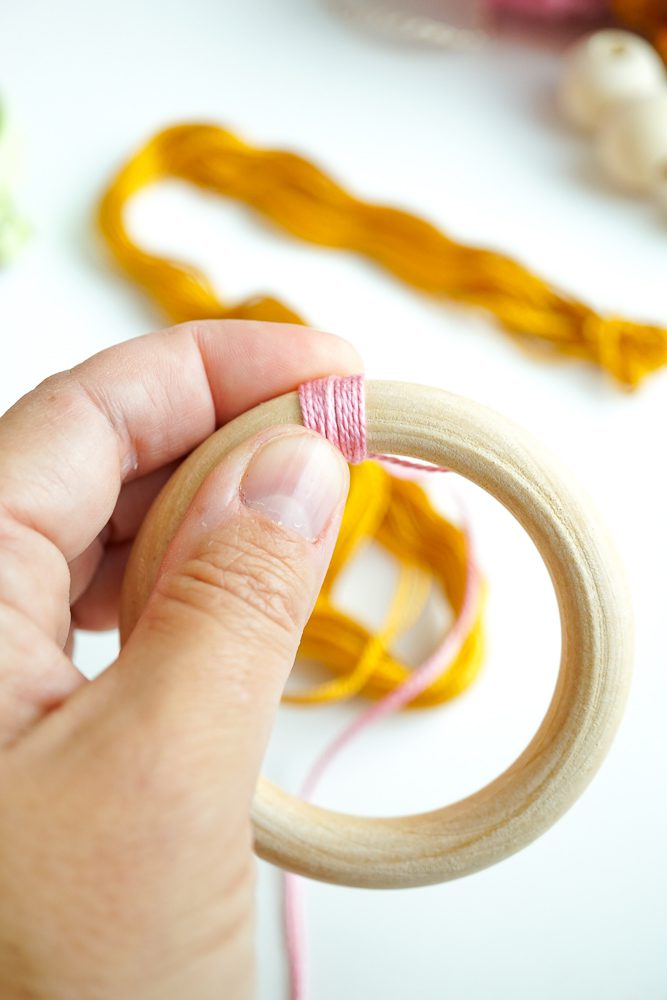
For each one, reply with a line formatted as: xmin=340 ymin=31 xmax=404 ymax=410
xmin=486 ymin=0 xmax=609 ymax=19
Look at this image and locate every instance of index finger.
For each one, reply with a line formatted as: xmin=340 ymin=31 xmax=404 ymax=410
xmin=0 ymin=320 xmax=361 ymax=650
xmin=0 ymin=320 xmax=361 ymax=564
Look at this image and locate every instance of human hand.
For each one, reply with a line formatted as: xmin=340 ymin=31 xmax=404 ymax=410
xmin=0 ymin=320 xmax=359 ymax=999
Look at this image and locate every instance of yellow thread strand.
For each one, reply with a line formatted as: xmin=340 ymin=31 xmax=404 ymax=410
xmin=285 ymin=560 xmax=431 ymax=705
xmin=99 ymin=122 xmax=667 ymax=387
xmin=297 ymin=463 xmax=485 ymax=707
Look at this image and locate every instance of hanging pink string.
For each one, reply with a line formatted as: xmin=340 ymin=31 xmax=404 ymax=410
xmin=283 ymin=375 xmax=482 ymax=1000
xmin=299 ymin=375 xmax=449 ymax=473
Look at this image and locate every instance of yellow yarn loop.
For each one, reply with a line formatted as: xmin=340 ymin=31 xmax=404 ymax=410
xmin=97 ymin=123 xmax=490 ymax=709
xmin=290 ymin=462 xmax=485 ymax=707
xmin=99 ymin=122 xmax=667 ymax=387
xmin=291 ymin=552 xmax=432 ymax=706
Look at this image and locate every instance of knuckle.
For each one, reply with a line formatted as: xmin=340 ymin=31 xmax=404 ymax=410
xmin=156 ymin=520 xmax=311 ymax=641
xmin=35 ymin=372 xmax=84 ymax=418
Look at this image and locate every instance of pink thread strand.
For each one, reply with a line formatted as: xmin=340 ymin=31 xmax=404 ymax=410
xmin=299 ymin=375 xmax=449 ymax=473
xmin=285 ymin=374 xmax=478 ymax=1000
xmin=299 ymin=374 xmax=367 ymax=464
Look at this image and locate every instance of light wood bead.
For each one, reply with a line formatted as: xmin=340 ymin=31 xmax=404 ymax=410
xmin=597 ymin=91 xmax=667 ymax=192
xmin=120 ymin=381 xmax=633 ymax=889
xmin=559 ymin=30 xmax=665 ymax=132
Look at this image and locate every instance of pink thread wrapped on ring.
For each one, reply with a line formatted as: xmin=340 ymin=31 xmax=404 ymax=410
xmin=299 ymin=375 xmax=447 ymax=473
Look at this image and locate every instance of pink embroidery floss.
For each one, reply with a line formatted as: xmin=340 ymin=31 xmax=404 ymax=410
xmin=299 ymin=374 xmax=367 ymax=464
xmin=283 ymin=375 xmax=482 ymax=1000
xmin=298 ymin=375 xmax=449 ymax=473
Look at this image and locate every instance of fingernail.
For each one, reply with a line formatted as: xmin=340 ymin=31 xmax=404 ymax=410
xmin=241 ymin=433 xmax=348 ymax=541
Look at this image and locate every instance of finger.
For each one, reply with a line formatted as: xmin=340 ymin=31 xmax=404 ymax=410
xmin=71 ymin=541 xmax=132 ymax=631
xmin=68 ymin=535 xmax=106 ymax=608
xmin=85 ymin=426 xmax=349 ymax=804
xmin=0 ymin=321 xmax=360 ymax=746
xmin=0 ymin=606 xmax=84 ymax=747
xmin=107 ymin=462 xmax=181 ymax=543
xmin=0 ymin=320 xmax=360 ymax=560
xmin=0 ymin=320 xmax=360 ymax=643
xmin=69 ymin=463 xmax=179 ymax=605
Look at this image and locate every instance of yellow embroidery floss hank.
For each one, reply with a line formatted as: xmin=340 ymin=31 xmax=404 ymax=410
xmin=289 ymin=550 xmax=432 ymax=706
xmin=99 ymin=122 xmax=667 ymax=387
xmin=98 ymin=125 xmax=487 ymax=710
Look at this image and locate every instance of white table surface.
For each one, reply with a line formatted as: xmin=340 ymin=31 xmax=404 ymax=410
xmin=2 ymin=2 xmax=666 ymax=998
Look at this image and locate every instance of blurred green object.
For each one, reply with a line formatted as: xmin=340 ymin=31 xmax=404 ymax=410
xmin=0 ymin=101 xmax=28 ymax=264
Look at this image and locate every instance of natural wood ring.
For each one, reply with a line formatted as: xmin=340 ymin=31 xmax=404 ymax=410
xmin=120 ymin=381 xmax=632 ymax=889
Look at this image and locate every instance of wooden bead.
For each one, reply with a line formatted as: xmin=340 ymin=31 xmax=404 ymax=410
xmin=597 ymin=91 xmax=667 ymax=191
xmin=120 ymin=381 xmax=633 ymax=888
xmin=559 ymin=29 xmax=665 ymax=131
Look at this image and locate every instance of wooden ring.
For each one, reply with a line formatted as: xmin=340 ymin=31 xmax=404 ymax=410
xmin=120 ymin=381 xmax=632 ymax=889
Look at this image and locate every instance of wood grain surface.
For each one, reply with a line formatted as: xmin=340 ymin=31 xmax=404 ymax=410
xmin=120 ymin=381 xmax=633 ymax=888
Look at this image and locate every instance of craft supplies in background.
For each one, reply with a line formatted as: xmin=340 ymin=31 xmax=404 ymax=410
xmin=559 ymin=30 xmax=665 ymax=130
xmin=331 ymin=0 xmax=485 ymax=50
xmin=559 ymin=29 xmax=667 ymax=214
xmin=99 ymin=123 xmax=667 ymax=387
xmin=598 ymin=90 xmax=667 ymax=193
xmin=331 ymin=0 xmax=610 ymax=50
xmin=332 ymin=0 xmax=663 ymax=37
xmin=489 ymin=0 xmax=607 ymax=18
xmin=330 ymin=4 xmax=667 ymax=215
xmin=0 ymin=101 xmax=28 ymax=265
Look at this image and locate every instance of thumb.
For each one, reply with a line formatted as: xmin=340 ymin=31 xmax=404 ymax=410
xmin=109 ymin=427 xmax=349 ymax=800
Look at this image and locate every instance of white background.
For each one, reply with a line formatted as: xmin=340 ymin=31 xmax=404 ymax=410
xmin=2 ymin=2 xmax=666 ymax=998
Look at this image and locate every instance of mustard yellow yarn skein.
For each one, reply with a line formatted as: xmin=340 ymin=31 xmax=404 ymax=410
xmin=99 ymin=122 xmax=667 ymax=387
xmin=98 ymin=125 xmax=488 ymax=708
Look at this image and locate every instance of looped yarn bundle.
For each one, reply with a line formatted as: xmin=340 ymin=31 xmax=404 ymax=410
xmin=99 ymin=122 xmax=667 ymax=387
xmin=98 ymin=129 xmax=487 ymax=708
xmin=294 ymin=459 xmax=485 ymax=708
